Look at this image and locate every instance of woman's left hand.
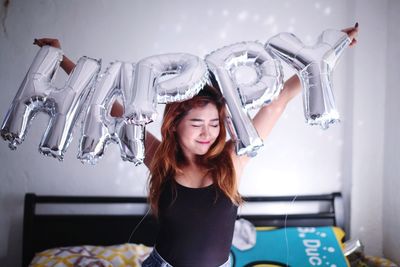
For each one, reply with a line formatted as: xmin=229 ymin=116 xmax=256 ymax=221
xmin=342 ymin=22 xmax=359 ymax=47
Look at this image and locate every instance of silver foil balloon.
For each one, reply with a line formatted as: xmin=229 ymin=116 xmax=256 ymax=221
xmin=117 ymin=63 xmax=145 ymax=165
xmin=78 ymin=61 xmax=145 ymax=165
xmin=266 ymin=29 xmax=351 ymax=129
xmin=1 ymin=46 xmax=100 ymax=161
xmin=39 ymin=56 xmax=101 ymax=160
xmin=206 ymin=41 xmax=283 ymax=156
xmin=125 ymin=53 xmax=209 ymax=125
xmin=1 ymin=46 xmax=63 ymax=150
xmin=78 ymin=61 xmax=128 ymax=165
xmin=117 ymin=121 xmax=145 ymax=165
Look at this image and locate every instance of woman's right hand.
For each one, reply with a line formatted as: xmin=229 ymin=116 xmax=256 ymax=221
xmin=33 ymin=38 xmax=62 ymax=49
xmin=33 ymin=37 xmax=76 ymax=74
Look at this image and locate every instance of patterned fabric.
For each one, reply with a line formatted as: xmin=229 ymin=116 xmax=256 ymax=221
xmin=30 ymin=243 xmax=152 ymax=267
xmin=364 ymin=255 xmax=398 ymax=267
xmin=348 ymin=251 xmax=399 ymax=267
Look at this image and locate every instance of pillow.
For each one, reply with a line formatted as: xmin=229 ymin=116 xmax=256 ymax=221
xmin=230 ymin=226 xmax=349 ymax=267
xmin=30 ymin=243 xmax=152 ymax=267
xmin=233 ymin=218 xmax=257 ymax=250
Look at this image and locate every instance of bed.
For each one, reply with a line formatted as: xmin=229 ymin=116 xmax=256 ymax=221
xmin=23 ymin=192 xmax=348 ymax=267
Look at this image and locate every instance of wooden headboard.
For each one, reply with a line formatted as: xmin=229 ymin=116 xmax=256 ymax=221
xmin=22 ymin=192 xmax=343 ymax=267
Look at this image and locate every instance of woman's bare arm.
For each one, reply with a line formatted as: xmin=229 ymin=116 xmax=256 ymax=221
xmin=231 ymin=24 xmax=359 ymax=177
xmin=143 ymin=131 xmax=161 ymax=168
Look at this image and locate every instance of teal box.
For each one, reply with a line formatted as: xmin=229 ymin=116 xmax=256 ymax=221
xmin=230 ymin=226 xmax=348 ymax=267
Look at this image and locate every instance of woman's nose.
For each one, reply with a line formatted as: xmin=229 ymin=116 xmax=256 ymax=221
xmin=200 ymin=125 xmax=210 ymax=137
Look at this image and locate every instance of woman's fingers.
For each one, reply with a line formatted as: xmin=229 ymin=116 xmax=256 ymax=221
xmin=33 ymin=38 xmax=44 ymax=47
xmin=347 ymin=28 xmax=359 ymax=39
xmin=341 ymin=23 xmax=359 ymax=47
xmin=33 ymin=38 xmax=61 ymax=48
xmin=349 ymin=38 xmax=357 ymax=47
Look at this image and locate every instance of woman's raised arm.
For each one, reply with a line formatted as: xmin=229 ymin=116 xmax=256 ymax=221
xmin=231 ymin=24 xmax=359 ymax=174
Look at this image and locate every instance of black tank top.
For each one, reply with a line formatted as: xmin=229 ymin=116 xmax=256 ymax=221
xmin=155 ymin=179 xmax=238 ymax=267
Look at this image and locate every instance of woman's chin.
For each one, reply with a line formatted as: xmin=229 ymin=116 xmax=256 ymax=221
xmin=195 ymin=147 xmax=211 ymax=155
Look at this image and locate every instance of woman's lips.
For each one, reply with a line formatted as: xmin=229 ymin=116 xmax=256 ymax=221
xmin=197 ymin=140 xmax=211 ymax=144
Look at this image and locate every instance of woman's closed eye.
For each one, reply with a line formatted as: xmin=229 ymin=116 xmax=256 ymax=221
xmin=191 ymin=124 xmax=219 ymax=128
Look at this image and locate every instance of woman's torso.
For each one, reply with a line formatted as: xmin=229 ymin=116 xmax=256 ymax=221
xmin=155 ymin=179 xmax=238 ymax=267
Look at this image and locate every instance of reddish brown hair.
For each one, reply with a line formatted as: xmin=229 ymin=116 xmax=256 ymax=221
xmin=148 ymin=85 xmax=242 ymax=216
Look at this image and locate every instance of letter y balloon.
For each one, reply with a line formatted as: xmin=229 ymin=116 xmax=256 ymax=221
xmin=266 ymin=29 xmax=351 ymax=129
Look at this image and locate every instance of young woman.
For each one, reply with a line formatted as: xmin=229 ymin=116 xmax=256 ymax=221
xmin=34 ymin=24 xmax=358 ymax=266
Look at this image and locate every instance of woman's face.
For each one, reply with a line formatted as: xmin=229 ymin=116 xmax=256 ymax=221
xmin=175 ymin=103 xmax=220 ymax=161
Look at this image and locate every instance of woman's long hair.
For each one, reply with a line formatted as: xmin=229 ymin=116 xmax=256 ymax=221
xmin=148 ymin=84 xmax=242 ymax=216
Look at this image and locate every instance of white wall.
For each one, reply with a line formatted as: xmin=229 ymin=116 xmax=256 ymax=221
xmin=382 ymin=0 xmax=400 ymax=263
xmin=349 ymin=0 xmax=386 ymax=257
xmin=0 ymin=0 xmax=398 ymax=266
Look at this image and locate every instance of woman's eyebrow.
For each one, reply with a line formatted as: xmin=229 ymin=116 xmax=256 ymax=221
xmin=189 ymin=118 xmax=219 ymax=122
